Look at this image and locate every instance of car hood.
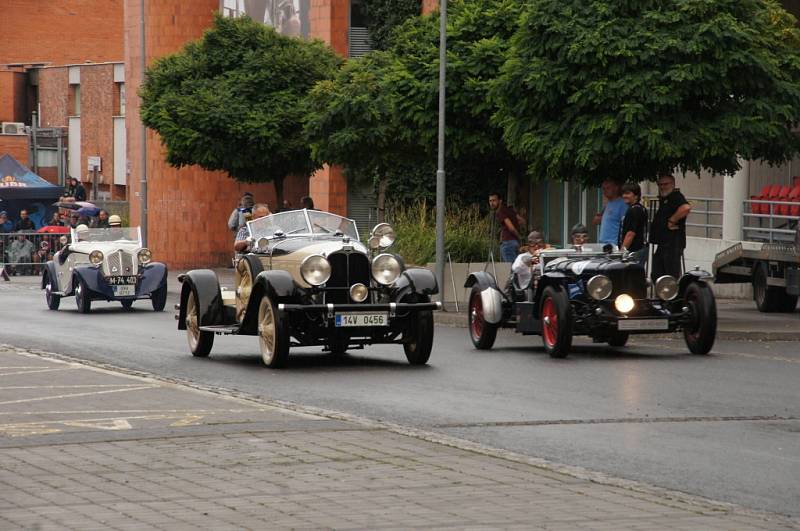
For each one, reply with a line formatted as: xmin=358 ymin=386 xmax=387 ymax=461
xmin=66 ymin=241 xmax=142 ymax=255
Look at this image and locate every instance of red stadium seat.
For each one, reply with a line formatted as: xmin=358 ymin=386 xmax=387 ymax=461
xmin=751 ymin=184 xmax=772 ymax=214
xmin=788 ymin=185 xmax=800 ymax=217
xmin=777 ymin=185 xmax=791 ymax=215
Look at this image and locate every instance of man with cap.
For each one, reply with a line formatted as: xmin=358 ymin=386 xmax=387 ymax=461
xmin=570 ymin=223 xmax=589 ymax=251
xmin=511 ymin=230 xmax=549 ymax=291
xmin=0 ymin=211 xmax=13 ymax=232
xmin=108 ymin=214 xmax=122 ymax=227
xmin=228 ymin=192 xmax=255 ymax=232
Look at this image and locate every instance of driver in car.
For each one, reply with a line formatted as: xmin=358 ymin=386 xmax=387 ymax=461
xmin=234 ymin=204 xmax=270 ymax=253
xmin=570 ymin=223 xmax=589 ymax=251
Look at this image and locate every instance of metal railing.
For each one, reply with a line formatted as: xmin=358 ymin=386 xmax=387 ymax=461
xmin=1 ymin=231 xmax=68 ymax=276
xmin=742 ymin=199 xmax=800 ymax=243
xmin=644 ymin=196 xmax=724 ymax=239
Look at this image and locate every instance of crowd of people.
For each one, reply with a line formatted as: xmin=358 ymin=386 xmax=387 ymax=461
xmin=491 ymin=174 xmax=691 ymax=287
xmin=227 ymin=192 xmax=316 ymax=254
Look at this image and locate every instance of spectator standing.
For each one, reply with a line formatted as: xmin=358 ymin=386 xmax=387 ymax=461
xmin=593 ymin=179 xmax=627 ymax=245
xmin=301 ymin=196 xmax=315 ymax=210
xmin=66 ymin=212 xmax=80 ymax=229
xmin=46 ymin=212 xmax=63 ymax=226
xmin=92 ymin=209 xmax=110 ymax=228
xmin=489 ymin=191 xmax=521 ymax=262
xmin=8 ymin=234 xmax=34 ymax=275
xmin=280 ymin=199 xmax=293 ymax=212
xmin=618 ymin=183 xmax=648 ymax=265
xmin=650 ymin=174 xmax=691 ymax=281
xmin=65 ymin=177 xmax=87 ymax=201
xmin=0 ymin=211 xmax=13 ymax=232
xmin=228 ymin=192 xmax=255 ymax=232
xmin=14 ymin=209 xmax=35 ymax=232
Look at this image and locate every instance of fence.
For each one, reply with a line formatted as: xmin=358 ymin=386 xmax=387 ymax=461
xmin=742 ymin=199 xmax=800 ymax=243
xmin=644 ymin=196 xmax=723 ymax=239
xmin=1 ymin=231 xmax=68 ymax=276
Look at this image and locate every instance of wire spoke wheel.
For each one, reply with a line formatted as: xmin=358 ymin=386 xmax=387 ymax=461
xmin=185 ymin=290 xmax=213 ymax=357
xmin=468 ymin=285 xmax=497 ymax=350
xmin=258 ymin=295 xmax=289 ymax=368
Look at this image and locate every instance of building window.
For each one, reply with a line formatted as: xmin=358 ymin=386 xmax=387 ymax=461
xmin=117 ymin=82 xmax=126 ymax=116
xmin=69 ymin=84 xmax=81 ymax=116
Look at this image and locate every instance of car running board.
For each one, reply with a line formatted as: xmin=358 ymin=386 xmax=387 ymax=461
xmin=198 ymin=324 xmax=240 ymax=335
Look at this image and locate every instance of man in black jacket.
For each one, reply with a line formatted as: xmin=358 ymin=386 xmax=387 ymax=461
xmin=650 ymin=174 xmax=691 ymax=281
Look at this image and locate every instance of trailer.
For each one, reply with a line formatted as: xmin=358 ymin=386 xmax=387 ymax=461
xmin=712 ymin=226 xmax=800 ymax=313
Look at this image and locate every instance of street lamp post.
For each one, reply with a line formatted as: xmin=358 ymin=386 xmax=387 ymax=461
xmin=435 ymin=0 xmax=447 ymax=307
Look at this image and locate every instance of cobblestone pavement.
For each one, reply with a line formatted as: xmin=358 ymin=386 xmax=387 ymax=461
xmin=0 ymin=346 xmax=796 ymax=530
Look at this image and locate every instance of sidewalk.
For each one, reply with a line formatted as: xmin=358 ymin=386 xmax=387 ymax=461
xmin=0 ymin=345 xmax=796 ymax=530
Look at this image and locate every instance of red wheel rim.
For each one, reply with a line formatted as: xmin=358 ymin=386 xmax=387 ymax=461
xmin=469 ymin=294 xmax=483 ymax=340
xmin=542 ymin=297 xmax=558 ymax=347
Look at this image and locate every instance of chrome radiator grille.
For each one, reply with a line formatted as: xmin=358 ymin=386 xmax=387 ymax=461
xmin=103 ymin=250 xmax=137 ymax=276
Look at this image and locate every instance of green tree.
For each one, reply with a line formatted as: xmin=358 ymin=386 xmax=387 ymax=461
xmin=363 ymin=0 xmax=422 ymax=51
xmin=140 ymin=14 xmax=341 ymax=206
xmin=493 ymin=0 xmax=800 ymax=185
xmin=304 ymin=0 xmax=524 ymax=205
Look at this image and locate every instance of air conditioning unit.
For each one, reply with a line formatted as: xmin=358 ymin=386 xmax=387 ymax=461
xmin=1 ymin=122 xmax=25 ymax=135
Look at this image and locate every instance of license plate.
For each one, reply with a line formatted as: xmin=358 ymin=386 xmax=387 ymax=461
xmin=107 ymin=276 xmax=137 ymax=285
xmin=113 ymin=285 xmax=136 ymax=297
xmin=335 ymin=312 xmax=388 ymax=327
xmin=618 ymin=318 xmax=669 ymax=331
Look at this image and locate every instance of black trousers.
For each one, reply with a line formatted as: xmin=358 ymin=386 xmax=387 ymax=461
xmin=651 ymin=245 xmax=683 ymax=282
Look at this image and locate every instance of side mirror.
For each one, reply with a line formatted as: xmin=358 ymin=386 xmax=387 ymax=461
xmin=369 ymin=223 xmax=395 ymax=250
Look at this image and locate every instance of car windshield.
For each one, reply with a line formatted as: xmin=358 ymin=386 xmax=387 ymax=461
xmin=71 ymin=227 xmax=141 ymax=244
xmin=247 ymin=209 xmax=358 ymax=240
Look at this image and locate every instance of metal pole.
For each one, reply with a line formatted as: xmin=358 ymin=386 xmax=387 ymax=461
xmin=139 ymin=0 xmax=148 ymax=245
xmin=435 ymin=0 xmax=447 ymax=306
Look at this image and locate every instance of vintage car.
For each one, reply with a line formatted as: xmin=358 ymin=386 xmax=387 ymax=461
xmin=465 ymin=244 xmax=717 ymax=357
xmin=176 ymin=209 xmax=441 ymax=368
xmin=42 ymin=226 xmax=168 ymax=313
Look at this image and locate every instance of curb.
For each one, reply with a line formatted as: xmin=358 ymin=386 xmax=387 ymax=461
xmin=433 ymin=311 xmax=800 ymax=342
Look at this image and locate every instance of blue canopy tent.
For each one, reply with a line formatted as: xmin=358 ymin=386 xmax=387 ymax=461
xmin=0 ymin=154 xmax=64 ymax=229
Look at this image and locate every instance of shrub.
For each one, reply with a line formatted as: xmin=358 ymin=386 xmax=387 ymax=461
xmin=387 ymin=201 xmax=497 ymax=265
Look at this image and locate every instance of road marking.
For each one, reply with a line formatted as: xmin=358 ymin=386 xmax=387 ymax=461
xmin=0 ymin=384 xmax=146 ymax=390
xmin=0 ymin=425 xmax=62 ymax=437
xmin=170 ymin=415 xmax=205 ymax=427
xmin=433 ymin=415 xmax=799 ymax=429
xmin=61 ymin=419 xmax=133 ymax=430
xmin=0 ymin=386 xmax=156 ymax=406
xmin=0 ymin=367 xmax=80 ymax=377
xmin=0 ymin=408 xmax=265 ymax=416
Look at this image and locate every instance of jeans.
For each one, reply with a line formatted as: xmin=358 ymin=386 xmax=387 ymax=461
xmin=500 ymin=240 xmax=519 ymax=263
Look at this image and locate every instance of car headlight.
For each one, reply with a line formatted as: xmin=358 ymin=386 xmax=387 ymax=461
xmin=372 ymin=253 xmax=401 ymax=285
xmin=655 ymin=275 xmax=678 ymax=301
xmin=349 ymin=283 xmax=369 ymax=302
xmin=301 ymin=255 xmax=331 ymax=286
xmin=586 ymin=275 xmax=612 ymax=300
xmin=137 ymin=248 xmax=152 ymax=265
xmin=256 ymin=237 xmax=269 ymax=251
xmin=614 ymin=294 xmax=635 ymax=314
xmin=369 ymin=223 xmax=396 ymax=249
xmin=89 ymin=250 xmax=104 ymax=265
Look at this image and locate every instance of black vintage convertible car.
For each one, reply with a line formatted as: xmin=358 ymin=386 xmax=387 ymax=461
xmin=465 ymin=244 xmax=717 ymax=357
xmin=176 ymin=210 xmax=441 ymax=368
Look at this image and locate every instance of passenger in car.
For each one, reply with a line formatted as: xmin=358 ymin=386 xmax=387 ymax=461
xmin=234 ymin=204 xmax=270 ymax=253
xmin=570 ymin=223 xmax=589 ymax=251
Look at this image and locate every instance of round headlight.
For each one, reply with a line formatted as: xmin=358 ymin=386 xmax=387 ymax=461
xmin=369 ymin=223 xmax=396 ymax=249
xmin=300 ymin=255 xmax=331 ymax=286
xmin=256 ymin=237 xmax=269 ymax=250
xmin=349 ymin=283 xmax=369 ymax=302
xmin=89 ymin=250 xmax=104 ymax=265
xmin=586 ymin=275 xmax=612 ymax=300
xmin=614 ymin=294 xmax=635 ymax=314
xmin=655 ymin=275 xmax=678 ymax=301
xmin=372 ymin=253 xmax=401 ymax=285
xmin=137 ymin=248 xmax=152 ymax=265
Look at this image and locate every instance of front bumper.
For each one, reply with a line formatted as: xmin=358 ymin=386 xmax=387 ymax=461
xmin=278 ymin=301 xmax=442 ymax=317
xmin=579 ymin=300 xmax=693 ymax=334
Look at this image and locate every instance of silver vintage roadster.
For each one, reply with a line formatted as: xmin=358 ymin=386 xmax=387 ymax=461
xmin=42 ymin=226 xmax=168 ymax=313
xmin=176 ymin=209 xmax=441 ymax=368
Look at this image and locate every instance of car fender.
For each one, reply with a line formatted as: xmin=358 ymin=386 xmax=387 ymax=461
xmin=532 ymin=273 xmax=569 ymax=317
xmin=679 ymin=269 xmax=714 ymax=295
xmin=393 ymin=268 xmax=439 ymax=301
xmin=464 ymin=271 xmax=503 ymax=324
xmin=72 ymin=265 xmax=105 ymax=294
xmin=177 ymin=269 xmax=224 ymax=331
xmin=240 ymin=270 xmax=297 ymax=334
xmin=41 ymin=261 xmax=58 ymax=290
xmin=138 ymin=262 xmax=168 ymax=295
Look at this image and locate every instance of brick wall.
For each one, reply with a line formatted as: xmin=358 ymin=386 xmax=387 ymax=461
xmin=0 ymin=0 xmax=123 ymax=66
xmin=79 ymin=64 xmax=117 ymax=199
xmin=125 ymin=0 xmax=310 ymax=269
xmin=0 ymin=135 xmax=30 ymax=165
xmin=37 ymin=69 xmax=70 ymax=128
xmin=0 ymin=70 xmax=27 ymax=123
xmin=421 ymin=0 xmax=439 ymax=14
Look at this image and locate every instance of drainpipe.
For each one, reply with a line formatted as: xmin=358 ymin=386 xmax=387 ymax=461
xmin=139 ymin=0 xmax=148 ymax=246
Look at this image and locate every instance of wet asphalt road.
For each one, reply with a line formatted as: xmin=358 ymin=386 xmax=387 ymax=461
xmin=1 ymin=279 xmax=799 ymax=518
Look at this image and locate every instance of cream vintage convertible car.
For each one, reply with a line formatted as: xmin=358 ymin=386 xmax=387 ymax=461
xmin=42 ymin=226 xmax=168 ymax=313
xmin=176 ymin=209 xmax=441 ymax=368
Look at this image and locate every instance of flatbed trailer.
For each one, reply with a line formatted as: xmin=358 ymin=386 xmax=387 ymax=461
xmin=713 ymin=229 xmax=800 ymax=313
